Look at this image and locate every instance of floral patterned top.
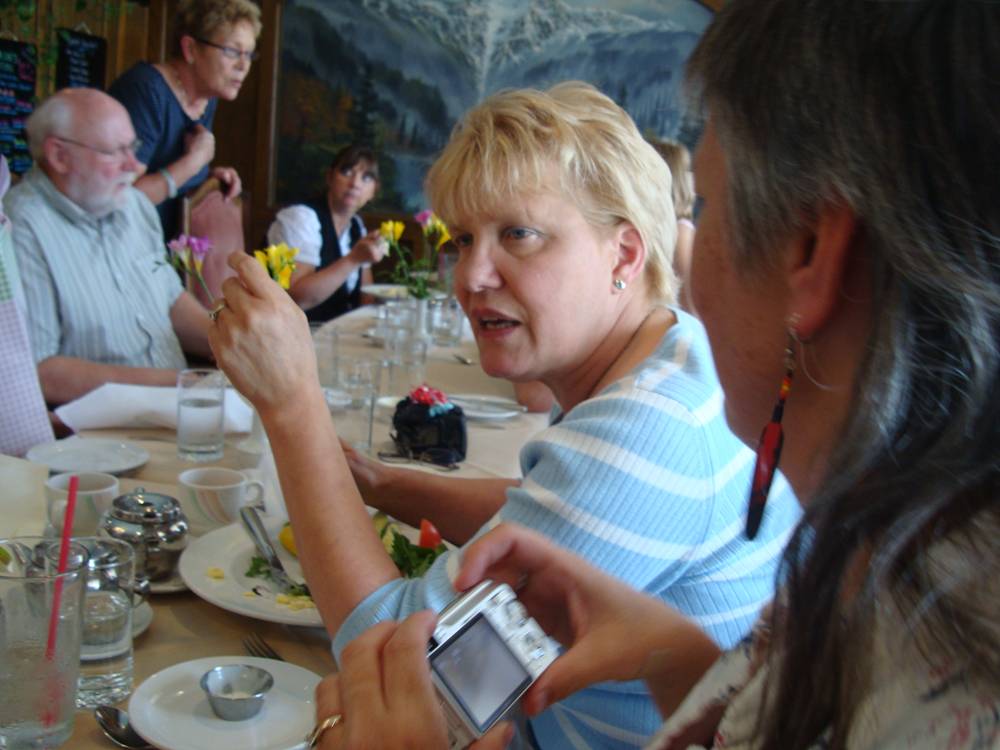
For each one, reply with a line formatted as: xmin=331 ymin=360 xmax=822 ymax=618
xmin=645 ymin=602 xmax=999 ymax=750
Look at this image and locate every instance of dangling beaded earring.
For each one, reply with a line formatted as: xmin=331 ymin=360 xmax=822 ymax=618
xmin=745 ymin=323 xmax=797 ymax=539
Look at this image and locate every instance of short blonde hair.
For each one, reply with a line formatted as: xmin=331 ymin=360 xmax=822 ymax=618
xmin=173 ymin=0 xmax=262 ymax=56
xmin=426 ymin=82 xmax=678 ymax=304
xmin=650 ymin=138 xmax=694 ymax=221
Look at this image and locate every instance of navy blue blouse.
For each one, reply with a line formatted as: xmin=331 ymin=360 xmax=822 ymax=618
xmin=109 ymin=62 xmax=218 ymax=241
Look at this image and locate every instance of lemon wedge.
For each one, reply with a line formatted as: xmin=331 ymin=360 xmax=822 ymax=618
xmin=372 ymin=512 xmax=401 ymax=554
xmin=278 ymin=523 xmax=298 ymax=557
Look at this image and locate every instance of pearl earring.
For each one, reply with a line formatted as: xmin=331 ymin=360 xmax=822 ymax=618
xmin=612 ymin=279 xmax=627 ymax=291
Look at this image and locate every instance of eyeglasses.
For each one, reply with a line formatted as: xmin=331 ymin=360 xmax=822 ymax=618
xmin=55 ymin=137 xmax=142 ymax=161
xmin=194 ymin=37 xmax=259 ymax=62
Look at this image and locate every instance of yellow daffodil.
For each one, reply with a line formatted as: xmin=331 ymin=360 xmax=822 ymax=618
xmin=380 ymin=220 xmax=405 ymax=243
xmin=435 ymin=223 xmax=451 ymax=250
xmin=254 ymin=242 xmax=299 ymax=289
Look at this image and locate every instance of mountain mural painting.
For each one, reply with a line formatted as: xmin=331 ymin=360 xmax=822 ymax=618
xmin=276 ymin=0 xmax=712 ymax=213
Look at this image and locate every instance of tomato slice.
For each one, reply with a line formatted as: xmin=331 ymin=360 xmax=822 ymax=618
xmin=419 ymin=519 xmax=442 ymax=548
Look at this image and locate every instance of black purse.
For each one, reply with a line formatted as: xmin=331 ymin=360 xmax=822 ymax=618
xmin=388 ymin=386 xmax=467 ymax=467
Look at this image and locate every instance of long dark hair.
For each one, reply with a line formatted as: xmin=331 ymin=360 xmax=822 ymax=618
xmin=687 ymin=1 xmax=1000 ymax=746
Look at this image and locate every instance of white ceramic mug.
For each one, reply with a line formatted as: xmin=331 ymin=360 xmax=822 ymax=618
xmin=45 ymin=472 xmax=120 ymax=535
xmin=177 ymin=467 xmax=265 ymax=535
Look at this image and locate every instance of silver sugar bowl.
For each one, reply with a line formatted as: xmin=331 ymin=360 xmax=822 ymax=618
xmin=100 ymin=489 xmax=188 ymax=582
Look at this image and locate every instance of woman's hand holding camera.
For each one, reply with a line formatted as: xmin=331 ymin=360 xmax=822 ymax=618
xmin=454 ymin=524 xmax=721 ymax=718
xmin=313 ymin=611 xmax=514 ymax=750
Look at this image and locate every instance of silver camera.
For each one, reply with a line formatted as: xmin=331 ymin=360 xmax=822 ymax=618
xmin=429 ymin=580 xmax=559 ymax=749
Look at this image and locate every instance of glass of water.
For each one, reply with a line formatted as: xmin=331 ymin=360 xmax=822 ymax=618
xmin=336 ymin=357 xmax=380 ymax=454
xmin=430 ymin=297 xmax=465 ymax=347
xmin=176 ymin=368 xmax=226 ymax=462
xmin=76 ymin=538 xmax=138 ymax=708
xmin=0 ymin=537 xmax=87 ymax=749
xmin=383 ymin=328 xmax=429 ymax=399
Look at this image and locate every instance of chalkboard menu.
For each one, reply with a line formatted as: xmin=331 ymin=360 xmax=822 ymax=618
xmin=0 ymin=39 xmax=36 ymax=175
xmin=56 ymin=28 xmax=107 ymax=91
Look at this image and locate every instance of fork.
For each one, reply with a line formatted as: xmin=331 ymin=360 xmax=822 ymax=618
xmin=243 ymin=632 xmax=285 ymax=661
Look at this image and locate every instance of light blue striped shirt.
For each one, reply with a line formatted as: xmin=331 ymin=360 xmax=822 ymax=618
xmin=5 ymin=167 xmax=186 ymax=369
xmin=334 ymin=310 xmax=801 ymax=749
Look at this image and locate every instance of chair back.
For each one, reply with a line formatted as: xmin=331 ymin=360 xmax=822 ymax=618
xmin=181 ymin=178 xmax=246 ymax=307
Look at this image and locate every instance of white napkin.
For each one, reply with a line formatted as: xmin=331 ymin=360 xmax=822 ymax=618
xmin=55 ymin=383 xmax=252 ymax=433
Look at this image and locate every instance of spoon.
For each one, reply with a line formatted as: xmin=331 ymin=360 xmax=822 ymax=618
xmin=94 ymin=705 xmax=153 ymax=749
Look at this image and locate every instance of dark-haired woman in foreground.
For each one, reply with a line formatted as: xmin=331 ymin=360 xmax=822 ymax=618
xmin=307 ymin=1 xmax=1000 ymax=747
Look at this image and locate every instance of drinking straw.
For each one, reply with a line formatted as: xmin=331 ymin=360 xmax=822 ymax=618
xmin=42 ymin=474 xmax=78 ymax=726
xmin=45 ymin=474 xmax=78 ymax=661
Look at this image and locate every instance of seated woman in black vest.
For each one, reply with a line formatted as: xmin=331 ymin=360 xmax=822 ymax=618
xmin=267 ymin=144 xmax=387 ymax=322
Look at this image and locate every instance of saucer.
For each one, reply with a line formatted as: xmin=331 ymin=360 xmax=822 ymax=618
xmin=129 ymin=656 xmax=320 ymax=750
xmin=148 ymin=568 xmax=188 ymax=594
xmin=133 ymin=600 xmax=153 ymax=638
xmin=26 ymin=437 xmax=150 ymax=475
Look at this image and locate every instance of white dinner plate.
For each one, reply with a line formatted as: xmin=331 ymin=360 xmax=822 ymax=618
xmin=450 ymin=394 xmax=525 ymax=421
xmin=360 ymin=283 xmax=410 ymax=301
xmin=178 ymin=518 xmax=323 ymax=627
xmin=26 ymin=437 xmax=150 ymax=475
xmin=129 ymin=656 xmax=320 ymax=750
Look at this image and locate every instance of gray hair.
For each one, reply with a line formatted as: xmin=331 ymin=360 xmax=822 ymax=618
xmin=25 ymin=94 xmax=74 ymax=161
xmin=687 ymin=0 xmax=1000 ymax=746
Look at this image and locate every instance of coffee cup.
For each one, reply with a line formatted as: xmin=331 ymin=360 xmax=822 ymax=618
xmin=177 ymin=467 xmax=265 ymax=536
xmin=45 ymin=472 xmax=120 ymax=535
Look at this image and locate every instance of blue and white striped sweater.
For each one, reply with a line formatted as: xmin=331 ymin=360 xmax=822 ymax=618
xmin=334 ymin=309 xmax=800 ymax=749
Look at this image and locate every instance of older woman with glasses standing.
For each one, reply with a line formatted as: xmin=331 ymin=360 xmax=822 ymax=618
xmin=109 ymin=0 xmax=261 ymax=240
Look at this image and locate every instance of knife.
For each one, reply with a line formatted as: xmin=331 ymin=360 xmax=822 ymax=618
xmin=239 ymin=506 xmax=299 ymax=595
xmin=450 ymin=395 xmax=528 ymax=413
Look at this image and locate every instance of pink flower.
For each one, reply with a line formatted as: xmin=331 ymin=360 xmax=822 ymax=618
xmin=187 ymin=236 xmax=213 ymax=260
xmin=414 ymin=209 xmax=433 ymax=227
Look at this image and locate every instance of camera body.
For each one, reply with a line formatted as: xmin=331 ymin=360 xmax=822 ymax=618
xmin=428 ymin=580 xmax=559 ymax=749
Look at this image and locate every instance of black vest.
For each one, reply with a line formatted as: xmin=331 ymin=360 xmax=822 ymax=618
xmin=304 ymin=197 xmax=364 ymax=323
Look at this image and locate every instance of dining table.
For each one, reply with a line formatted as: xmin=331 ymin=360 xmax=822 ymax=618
xmin=0 ymin=304 xmax=549 ymax=749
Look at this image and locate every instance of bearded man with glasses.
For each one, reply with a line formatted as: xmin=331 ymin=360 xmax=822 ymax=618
xmin=4 ymin=88 xmax=215 ymax=406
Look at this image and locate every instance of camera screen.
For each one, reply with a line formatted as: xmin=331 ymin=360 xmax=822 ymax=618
xmin=430 ymin=614 xmax=532 ymax=732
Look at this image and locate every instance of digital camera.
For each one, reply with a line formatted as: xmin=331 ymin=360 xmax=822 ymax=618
xmin=428 ymin=580 xmax=559 ymax=749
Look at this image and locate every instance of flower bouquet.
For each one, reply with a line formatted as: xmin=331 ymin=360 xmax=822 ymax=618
xmin=384 ymin=212 xmax=451 ymax=300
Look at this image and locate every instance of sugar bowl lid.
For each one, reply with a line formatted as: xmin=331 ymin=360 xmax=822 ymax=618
xmin=110 ymin=487 xmax=183 ymax=525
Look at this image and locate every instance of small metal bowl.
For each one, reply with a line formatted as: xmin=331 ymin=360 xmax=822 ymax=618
xmin=200 ymin=664 xmax=274 ymax=721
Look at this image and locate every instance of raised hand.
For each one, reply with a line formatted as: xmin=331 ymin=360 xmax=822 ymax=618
xmin=210 ymin=165 xmax=242 ymax=199
xmin=207 ymin=252 xmax=317 ymax=417
xmin=349 ymin=231 xmax=388 ymax=266
xmin=184 ymin=124 xmax=216 ymax=171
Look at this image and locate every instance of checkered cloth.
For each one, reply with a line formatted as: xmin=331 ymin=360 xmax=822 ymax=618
xmin=0 ymin=156 xmax=54 ymax=456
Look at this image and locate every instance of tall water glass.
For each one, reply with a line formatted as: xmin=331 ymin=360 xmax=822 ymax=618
xmin=384 ymin=329 xmax=429 ymax=398
xmin=176 ymin=368 xmax=226 ymax=462
xmin=76 ymin=538 xmax=137 ymax=708
xmin=0 ymin=537 xmax=87 ymax=749
xmin=430 ymin=297 xmax=465 ymax=347
xmin=312 ymin=324 xmax=340 ymax=389
xmin=337 ymin=357 xmax=379 ymax=454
